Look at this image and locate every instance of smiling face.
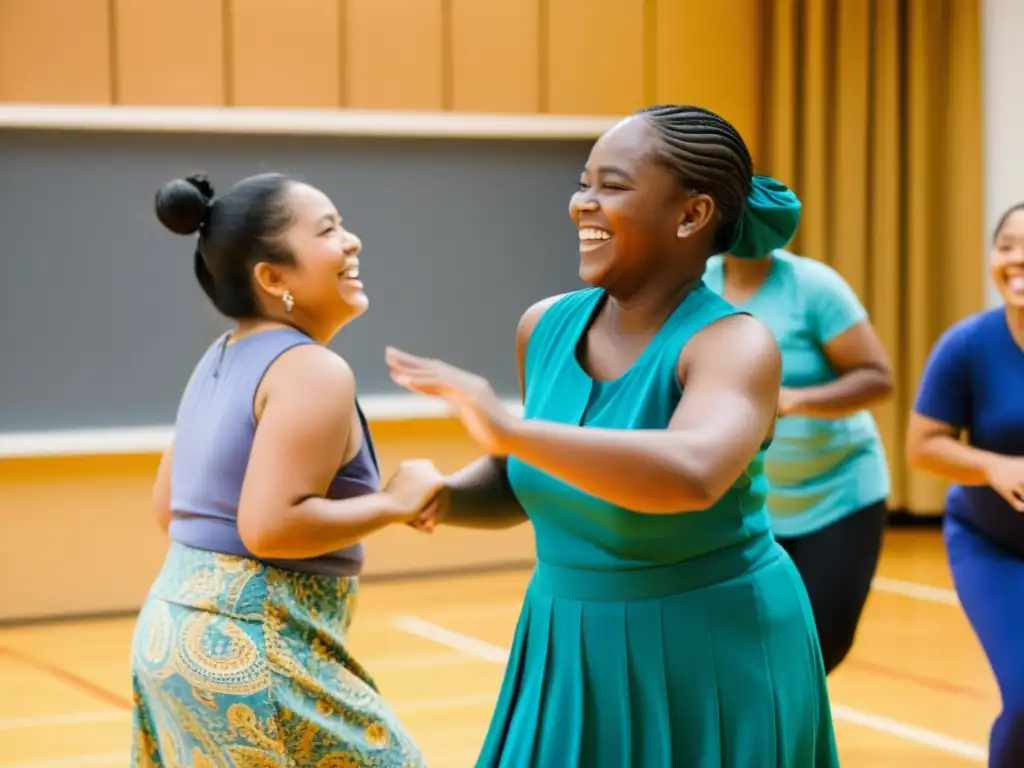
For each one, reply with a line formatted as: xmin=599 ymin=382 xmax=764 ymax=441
xmin=991 ymin=206 xmax=1024 ymax=309
xmin=253 ymin=182 xmax=366 ymax=334
xmin=282 ymin=183 xmax=366 ymax=317
xmin=568 ymin=115 xmax=717 ymax=293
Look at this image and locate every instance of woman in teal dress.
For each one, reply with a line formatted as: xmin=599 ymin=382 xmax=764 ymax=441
xmin=387 ymin=105 xmax=839 ymax=766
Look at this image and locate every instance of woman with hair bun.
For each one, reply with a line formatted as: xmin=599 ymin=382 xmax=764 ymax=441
xmin=130 ymin=172 xmax=436 ymax=767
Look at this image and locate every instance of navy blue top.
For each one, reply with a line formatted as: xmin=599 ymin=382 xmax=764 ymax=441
xmin=168 ymin=328 xmax=376 ymax=576
xmin=914 ymin=308 xmax=1024 ymax=555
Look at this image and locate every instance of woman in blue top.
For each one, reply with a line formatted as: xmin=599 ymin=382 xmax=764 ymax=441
xmin=907 ymin=202 xmax=1024 ymax=768
xmin=386 ymin=106 xmax=839 ymax=767
xmin=130 ymin=173 xmax=443 ymax=766
xmin=703 ymin=196 xmax=894 ymax=674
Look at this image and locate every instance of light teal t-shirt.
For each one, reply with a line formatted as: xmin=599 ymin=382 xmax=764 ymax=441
xmin=703 ymin=250 xmax=891 ymax=537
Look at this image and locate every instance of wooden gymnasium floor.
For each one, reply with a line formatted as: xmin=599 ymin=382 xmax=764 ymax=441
xmin=0 ymin=527 xmax=996 ymax=767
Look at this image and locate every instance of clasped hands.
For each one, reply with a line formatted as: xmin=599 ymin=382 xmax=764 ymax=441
xmin=380 ymin=346 xmax=524 ymax=533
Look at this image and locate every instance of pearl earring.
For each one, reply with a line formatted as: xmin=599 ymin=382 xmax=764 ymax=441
xmin=282 ymin=289 xmax=294 ymax=313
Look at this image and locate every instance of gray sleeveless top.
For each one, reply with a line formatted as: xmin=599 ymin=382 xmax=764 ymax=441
xmin=168 ymin=328 xmax=374 ymax=576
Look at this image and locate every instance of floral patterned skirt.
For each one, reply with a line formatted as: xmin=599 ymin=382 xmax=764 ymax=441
xmin=130 ymin=541 xmax=424 ymax=767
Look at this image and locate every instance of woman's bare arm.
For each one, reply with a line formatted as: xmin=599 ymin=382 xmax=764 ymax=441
xmin=784 ymin=321 xmax=894 ymax=418
xmin=906 ymin=413 xmax=994 ymax=486
xmin=238 ymin=345 xmax=440 ymax=558
xmin=499 ymin=315 xmax=782 ymax=513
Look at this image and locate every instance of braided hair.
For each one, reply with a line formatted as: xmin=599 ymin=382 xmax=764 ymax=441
xmin=639 ymin=105 xmax=754 ymax=254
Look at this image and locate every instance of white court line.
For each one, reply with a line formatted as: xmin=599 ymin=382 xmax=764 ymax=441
xmin=393 ymin=614 xmax=988 ymax=764
xmin=2 ymin=756 xmax=124 ymax=768
xmin=369 ymin=650 xmax=480 ymax=670
xmin=0 ymin=652 xmax=488 ymax=736
xmin=0 ymin=710 xmax=127 ymax=731
xmin=393 ymin=616 xmax=510 ymax=662
xmin=0 ymin=694 xmax=496 ymax=768
xmin=0 ymin=576 xmax=973 ymax=765
xmin=871 ymin=576 xmax=960 ymax=605
xmin=830 ymin=705 xmax=987 ymax=761
xmin=0 ymin=684 xmax=491 ymax=734
xmin=399 ymin=691 xmax=496 ymax=712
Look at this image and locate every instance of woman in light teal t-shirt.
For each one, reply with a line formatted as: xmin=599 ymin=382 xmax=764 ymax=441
xmin=704 ymin=187 xmax=894 ymax=674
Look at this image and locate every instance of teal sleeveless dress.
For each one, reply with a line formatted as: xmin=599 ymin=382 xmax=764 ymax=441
xmin=476 ymin=285 xmax=840 ymax=767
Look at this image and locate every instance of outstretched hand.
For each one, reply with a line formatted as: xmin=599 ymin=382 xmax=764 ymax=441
xmin=385 ymin=347 xmax=520 ymax=455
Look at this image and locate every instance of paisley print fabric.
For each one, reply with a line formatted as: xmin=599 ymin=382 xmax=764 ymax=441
xmin=130 ymin=542 xmax=424 ymax=767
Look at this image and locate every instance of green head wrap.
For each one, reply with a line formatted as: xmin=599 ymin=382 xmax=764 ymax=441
xmin=726 ymin=175 xmax=802 ymax=259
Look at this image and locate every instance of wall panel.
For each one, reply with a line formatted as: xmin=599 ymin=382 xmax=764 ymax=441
xmin=0 ymin=0 xmax=771 ymax=119
xmin=0 ymin=129 xmax=587 ymax=431
xmin=866 ymin=0 xmax=904 ymax=510
xmin=946 ymin=0 xmax=984 ymax=322
xmin=450 ymin=0 xmax=540 ymax=113
xmin=0 ymin=419 xmax=537 ymax=623
xmin=765 ymin=0 xmax=799 ymax=187
xmin=115 ymin=0 xmax=225 ymax=106
xmin=655 ymin=0 xmax=763 ymax=162
xmin=829 ymin=0 xmax=871 ymax=296
xmin=0 ymin=0 xmax=112 ymax=104
xmin=984 ymin=0 xmax=1024 ymax=308
xmin=797 ymin=0 xmax=832 ymax=260
xmin=230 ymin=0 xmax=342 ymax=108
xmin=346 ymin=0 xmax=445 ymax=110
xmin=547 ymin=0 xmax=646 ymax=115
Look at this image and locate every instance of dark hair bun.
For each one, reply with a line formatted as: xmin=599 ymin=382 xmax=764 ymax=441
xmin=155 ymin=174 xmax=216 ymax=236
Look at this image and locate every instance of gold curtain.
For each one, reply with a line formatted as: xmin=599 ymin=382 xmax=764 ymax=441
xmin=757 ymin=0 xmax=984 ymax=516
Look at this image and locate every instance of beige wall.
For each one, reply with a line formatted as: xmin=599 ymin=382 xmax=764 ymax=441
xmin=0 ymin=419 xmax=535 ymax=623
xmin=0 ymin=0 xmax=765 ymax=155
xmin=0 ymin=0 xmax=766 ymax=624
xmin=0 ymin=0 xmax=985 ymax=622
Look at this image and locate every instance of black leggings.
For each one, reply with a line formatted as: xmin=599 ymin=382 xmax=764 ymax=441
xmin=777 ymin=501 xmax=888 ymax=674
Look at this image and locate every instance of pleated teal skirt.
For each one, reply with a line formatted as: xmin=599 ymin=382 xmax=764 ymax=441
xmin=130 ymin=541 xmax=424 ymax=767
xmin=476 ymin=533 xmax=840 ymax=767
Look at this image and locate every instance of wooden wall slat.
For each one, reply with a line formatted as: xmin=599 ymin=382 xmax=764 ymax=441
xmin=0 ymin=0 xmax=112 ymax=104
xmin=115 ymin=0 xmax=225 ymax=106
xmin=830 ymin=0 xmax=871 ymax=297
xmin=450 ymin=0 xmax=540 ymax=113
xmin=765 ymin=0 xmax=799 ymax=189
xmin=903 ymin=0 xmax=948 ymax=510
xmin=547 ymin=0 xmax=646 ymax=115
xmin=230 ymin=0 xmax=342 ymax=108
xmin=867 ymin=0 xmax=906 ymax=510
xmin=797 ymin=0 xmax=831 ymax=261
xmin=945 ymin=0 xmax=985 ymax=321
xmin=655 ymin=0 xmax=763 ymax=162
xmin=0 ymin=0 xmax=764 ymax=123
xmin=345 ymin=0 xmax=445 ymax=110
